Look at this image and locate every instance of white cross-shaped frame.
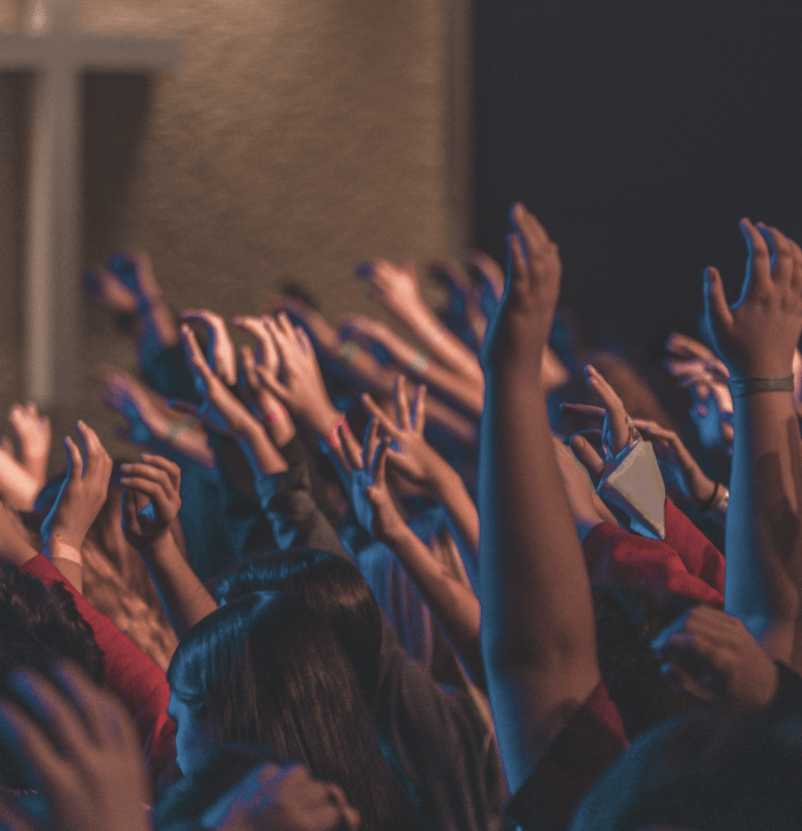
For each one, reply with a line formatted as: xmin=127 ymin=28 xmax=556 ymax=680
xmin=0 ymin=0 xmax=180 ymax=406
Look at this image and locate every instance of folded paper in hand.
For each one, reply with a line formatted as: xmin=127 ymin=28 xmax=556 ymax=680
xmin=597 ymin=439 xmax=666 ymax=540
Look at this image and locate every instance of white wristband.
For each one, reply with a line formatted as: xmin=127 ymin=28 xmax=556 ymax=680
xmin=44 ymin=540 xmax=82 ymax=566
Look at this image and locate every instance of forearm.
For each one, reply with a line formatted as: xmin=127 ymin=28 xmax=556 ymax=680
xmin=725 ymin=391 xmax=802 ymax=662
xmin=480 ymin=372 xmax=596 ymax=667
xmin=236 ymin=421 xmax=288 ymax=476
xmin=44 ymin=539 xmax=84 ymax=594
xmin=383 ymin=523 xmax=483 ymax=685
xmin=429 ymin=462 xmax=480 ymax=589
xmin=391 ymin=300 xmax=484 ymax=383
xmin=0 ymin=454 xmax=40 ymax=511
xmin=138 ymin=531 xmax=218 ymax=638
xmin=378 ymin=328 xmax=484 ymax=418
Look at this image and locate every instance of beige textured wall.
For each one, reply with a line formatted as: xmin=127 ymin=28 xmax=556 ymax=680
xmin=0 ymin=0 xmax=471 ymax=471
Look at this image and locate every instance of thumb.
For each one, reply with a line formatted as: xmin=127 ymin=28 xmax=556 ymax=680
xmin=703 ymin=267 xmax=732 ymax=347
xmin=569 ymin=434 xmax=605 ymax=484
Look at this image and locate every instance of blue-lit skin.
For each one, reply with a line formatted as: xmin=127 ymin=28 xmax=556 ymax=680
xmin=167 ymin=694 xmax=215 ymax=775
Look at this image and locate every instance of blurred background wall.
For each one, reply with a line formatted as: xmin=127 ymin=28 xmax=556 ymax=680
xmin=0 ymin=0 xmax=473 ymax=469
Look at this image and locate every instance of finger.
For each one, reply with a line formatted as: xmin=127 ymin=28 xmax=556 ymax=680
xmin=119 ymin=462 xmax=173 ymax=494
xmin=0 ymin=698 xmax=60 ymax=792
xmin=180 ymin=324 xmax=215 ymax=386
xmin=294 ymin=325 xmax=313 ymax=355
xmin=276 ymin=311 xmax=296 ymax=340
xmin=703 ymin=266 xmax=734 ymax=347
xmin=49 ymin=660 xmax=130 ymax=747
xmin=757 ymin=223 xmax=795 ymax=287
xmin=650 ymin=610 xmax=693 ymax=651
xmin=63 ymin=435 xmax=83 ymax=479
xmin=75 ymin=420 xmax=108 ymax=477
xmin=393 ymin=375 xmax=412 ymax=431
xmin=255 ymin=365 xmax=290 ymax=403
xmin=360 ymin=393 xmax=398 ymax=437
xmin=664 ymin=332 xmax=717 ymax=361
xmin=569 ymin=434 xmax=605 ymax=483
xmin=738 ymin=218 xmax=772 ymax=299
xmin=659 ymin=662 xmax=718 ymax=704
xmin=4 ymin=668 xmax=89 ymax=757
xmin=371 ymin=436 xmax=390 ymax=485
xmin=118 ymin=476 xmax=163 ymax=503
xmin=558 ymin=402 xmax=606 ymax=423
xmin=508 ymin=232 xmax=527 ymax=290
xmin=585 ymin=366 xmax=630 ymax=453
xmin=363 ymin=418 xmax=381 ymax=471
xmin=789 ymin=240 xmax=802 ymax=295
xmin=339 ymin=423 xmax=363 ymax=471
xmin=411 ymin=383 xmax=427 ymax=433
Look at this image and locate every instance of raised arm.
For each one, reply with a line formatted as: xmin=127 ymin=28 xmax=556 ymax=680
xmin=361 ymin=376 xmax=480 ymax=588
xmin=352 ymin=418 xmax=483 ymax=685
xmin=40 ymin=421 xmax=114 ymax=593
xmin=340 ymin=313 xmax=485 ymax=418
xmin=121 ymin=454 xmax=218 ymax=637
xmin=478 ymin=204 xmax=600 ymax=792
xmin=705 ymin=220 xmax=802 ymax=668
xmin=356 ymin=258 xmax=485 ymax=385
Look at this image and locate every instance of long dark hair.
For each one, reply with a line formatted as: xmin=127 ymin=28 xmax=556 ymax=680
xmin=214 ymin=548 xmax=383 ymax=707
xmin=167 ymin=591 xmax=416 ymax=831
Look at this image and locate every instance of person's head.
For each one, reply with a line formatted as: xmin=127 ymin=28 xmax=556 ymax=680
xmin=571 ymin=709 xmax=802 ymax=831
xmin=214 ymin=549 xmax=383 ymax=707
xmin=593 ymin=583 xmax=703 ymax=739
xmin=0 ymin=564 xmax=104 ymax=789
xmin=166 ymin=590 xmax=415 ymax=831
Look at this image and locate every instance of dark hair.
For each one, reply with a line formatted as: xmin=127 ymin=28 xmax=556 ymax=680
xmin=167 ymin=591 xmax=416 ymax=831
xmin=571 ymin=709 xmax=802 ymax=830
xmin=593 ymin=583 xmax=702 ymax=739
xmin=214 ymin=549 xmax=383 ymax=707
xmin=0 ymin=565 xmax=104 ymax=789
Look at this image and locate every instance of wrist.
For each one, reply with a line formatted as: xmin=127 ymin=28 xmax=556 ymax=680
xmin=135 ymin=529 xmax=174 ymax=558
xmin=44 ymin=537 xmax=83 ymax=566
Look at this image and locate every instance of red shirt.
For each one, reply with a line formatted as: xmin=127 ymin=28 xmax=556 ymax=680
xmin=505 ymin=680 xmax=628 ymax=831
xmin=582 ymin=499 xmax=725 ymax=607
xmin=21 ymin=554 xmax=179 ymax=788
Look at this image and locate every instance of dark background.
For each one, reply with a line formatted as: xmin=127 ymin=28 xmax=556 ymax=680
xmin=473 ymin=1 xmax=802 ymax=360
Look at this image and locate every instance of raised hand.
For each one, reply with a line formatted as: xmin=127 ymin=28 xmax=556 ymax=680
xmin=98 ymin=366 xmax=169 ymax=445
xmin=355 ymin=258 xmax=423 ymax=312
xmin=180 ymin=323 xmax=255 ymax=437
xmin=258 ymin=313 xmax=342 ymax=438
xmin=205 ymin=761 xmax=361 ymax=831
xmin=120 ymin=454 xmax=182 ymax=550
xmin=705 ymin=220 xmax=802 ymax=379
xmin=630 ymin=419 xmax=720 ymax=511
xmin=480 ymin=203 xmax=562 ymax=373
xmin=180 ymin=324 xmax=286 ymax=475
xmin=350 ymin=418 xmax=406 ymax=542
xmin=41 ymin=421 xmax=113 ymax=551
xmin=664 ymin=331 xmax=734 ymax=451
xmin=0 ymin=662 xmax=151 ymax=831
xmin=560 ymin=364 xmax=637 ymax=461
xmin=361 ymin=376 xmax=444 ymax=487
xmin=650 ymin=605 xmax=779 ymax=708
xmin=8 ymin=401 xmax=51 ymax=489
xmin=181 ymin=309 xmax=238 ymax=386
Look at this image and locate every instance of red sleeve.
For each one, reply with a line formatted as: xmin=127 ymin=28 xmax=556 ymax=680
xmin=21 ymin=554 xmax=178 ymax=787
xmin=504 ymin=680 xmax=628 ymax=831
xmin=663 ymin=498 xmax=726 ymax=595
xmin=582 ymin=522 xmax=724 ymax=608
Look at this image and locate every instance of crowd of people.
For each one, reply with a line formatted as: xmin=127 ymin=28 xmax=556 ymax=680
xmin=0 ymin=202 xmax=801 ymax=830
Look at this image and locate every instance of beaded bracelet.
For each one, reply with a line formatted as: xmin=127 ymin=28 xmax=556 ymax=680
xmin=163 ymin=415 xmax=198 ymax=445
xmin=728 ymin=375 xmax=793 ymax=397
